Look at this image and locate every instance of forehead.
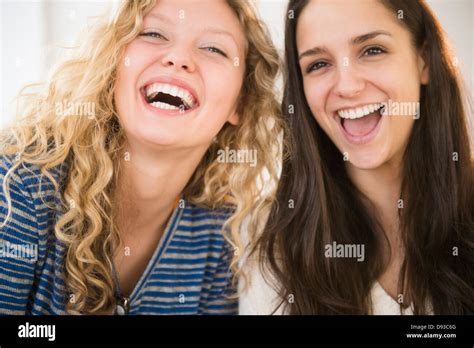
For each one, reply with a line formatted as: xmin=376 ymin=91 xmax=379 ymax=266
xmin=296 ymin=0 xmax=400 ymax=47
xmin=145 ymin=0 xmax=245 ymax=36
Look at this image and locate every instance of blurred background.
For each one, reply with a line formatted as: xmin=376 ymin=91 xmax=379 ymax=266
xmin=1 ymin=0 xmax=473 ymax=128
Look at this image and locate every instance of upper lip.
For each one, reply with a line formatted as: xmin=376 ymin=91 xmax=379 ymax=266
xmin=140 ymin=75 xmax=200 ymax=106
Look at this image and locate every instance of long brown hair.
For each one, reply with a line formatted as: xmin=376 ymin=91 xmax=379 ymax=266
xmin=256 ymin=0 xmax=474 ymax=314
xmin=1 ymin=0 xmax=283 ymax=314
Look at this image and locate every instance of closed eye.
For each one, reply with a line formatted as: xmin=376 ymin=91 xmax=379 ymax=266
xmin=139 ymin=31 xmax=167 ymax=41
xmin=306 ymin=61 xmax=330 ymax=73
xmin=202 ymin=46 xmax=228 ymax=58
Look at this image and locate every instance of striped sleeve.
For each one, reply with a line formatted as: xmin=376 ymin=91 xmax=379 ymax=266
xmin=201 ymin=241 xmax=238 ymax=315
xmin=0 ymin=157 xmax=38 ymax=315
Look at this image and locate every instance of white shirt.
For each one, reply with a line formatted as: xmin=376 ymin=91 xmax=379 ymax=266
xmin=239 ymin=251 xmax=431 ymax=315
xmin=238 ymin=214 xmax=431 ymax=315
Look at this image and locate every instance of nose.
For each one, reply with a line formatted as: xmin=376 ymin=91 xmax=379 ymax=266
xmin=332 ymin=61 xmax=365 ymax=98
xmin=161 ymin=45 xmax=195 ymax=73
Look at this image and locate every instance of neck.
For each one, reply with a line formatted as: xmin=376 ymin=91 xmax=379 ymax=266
xmin=346 ymin=155 xmax=408 ymax=297
xmin=116 ymin=140 xmax=209 ymax=232
xmin=346 ymin=157 xmax=403 ymax=243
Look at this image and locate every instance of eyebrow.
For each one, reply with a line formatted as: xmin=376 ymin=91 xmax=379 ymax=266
xmin=200 ymin=27 xmax=239 ymax=46
xmin=145 ymin=12 xmax=171 ymax=23
xmin=351 ymin=30 xmax=392 ymax=45
xmin=201 ymin=27 xmax=235 ymax=40
xmin=145 ymin=13 xmax=234 ymax=40
xmin=142 ymin=15 xmax=240 ymax=50
xmin=298 ymin=30 xmax=392 ymax=60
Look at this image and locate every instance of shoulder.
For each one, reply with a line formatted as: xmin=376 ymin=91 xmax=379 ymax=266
xmin=0 ymin=155 xmax=49 ymax=314
xmin=0 ymin=154 xmax=67 ymax=243
xmin=238 ymin=209 xmax=284 ymax=314
xmin=0 ymin=154 xmax=66 ymax=203
xmin=173 ymin=201 xmax=235 ymax=262
xmin=181 ymin=202 xmax=233 ymax=224
xmin=0 ymin=154 xmax=41 ymax=233
xmin=238 ymin=235 xmax=284 ymax=314
xmin=178 ymin=202 xmax=233 ymax=241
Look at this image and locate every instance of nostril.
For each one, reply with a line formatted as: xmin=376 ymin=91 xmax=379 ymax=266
xmin=164 ymin=61 xmax=189 ymax=70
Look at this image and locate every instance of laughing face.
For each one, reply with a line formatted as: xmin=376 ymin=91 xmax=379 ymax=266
xmin=114 ymin=0 xmax=246 ymax=149
xmin=297 ymin=0 xmax=429 ymax=170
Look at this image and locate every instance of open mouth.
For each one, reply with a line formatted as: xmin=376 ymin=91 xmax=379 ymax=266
xmin=141 ymin=82 xmax=199 ymax=112
xmin=336 ymin=103 xmax=384 ymax=140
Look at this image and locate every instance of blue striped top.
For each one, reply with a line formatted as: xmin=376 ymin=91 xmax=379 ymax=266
xmin=0 ymin=154 xmax=237 ymax=315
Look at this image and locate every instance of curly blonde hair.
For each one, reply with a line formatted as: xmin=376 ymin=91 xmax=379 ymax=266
xmin=0 ymin=0 xmax=283 ymax=314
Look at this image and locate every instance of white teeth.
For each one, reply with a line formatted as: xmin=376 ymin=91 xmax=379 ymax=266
xmin=169 ymin=86 xmax=178 ymax=97
xmin=162 ymin=84 xmax=171 ymax=95
xmin=337 ymin=103 xmax=383 ymax=119
xmin=150 ymin=101 xmax=179 ymax=110
xmin=145 ymin=82 xmax=196 ymax=108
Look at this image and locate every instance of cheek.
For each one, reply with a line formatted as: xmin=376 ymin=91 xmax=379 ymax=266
xmin=115 ymin=65 xmax=130 ymax=97
xmin=114 ymin=45 xmax=151 ymax=118
xmin=114 ymin=70 xmax=136 ymax=131
xmin=363 ymin=63 xmax=398 ymax=95
xmin=116 ymin=42 xmax=155 ymax=92
xmin=115 ymin=50 xmax=136 ymax=101
xmin=399 ymin=65 xmax=422 ymax=102
xmin=372 ymin=57 xmax=421 ymax=102
xmin=215 ymin=66 xmax=241 ymax=95
xmin=303 ymin=80 xmax=330 ymax=125
xmin=114 ymin=67 xmax=129 ymax=121
xmin=391 ymin=115 xmax=415 ymax=144
xmin=205 ymin=63 xmax=243 ymax=111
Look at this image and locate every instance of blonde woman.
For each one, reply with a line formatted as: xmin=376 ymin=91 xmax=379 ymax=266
xmin=0 ymin=0 xmax=281 ymax=315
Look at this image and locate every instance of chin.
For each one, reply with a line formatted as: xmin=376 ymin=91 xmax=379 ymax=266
xmin=344 ymin=148 xmax=389 ymax=170
xmin=129 ymin=128 xmax=180 ymax=148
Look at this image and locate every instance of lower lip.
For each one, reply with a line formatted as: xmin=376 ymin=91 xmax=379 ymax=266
xmin=140 ymin=92 xmax=199 ymax=116
xmin=335 ymin=111 xmax=383 ymax=145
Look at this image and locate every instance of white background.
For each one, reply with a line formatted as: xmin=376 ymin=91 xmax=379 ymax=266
xmin=1 ymin=0 xmax=473 ymax=128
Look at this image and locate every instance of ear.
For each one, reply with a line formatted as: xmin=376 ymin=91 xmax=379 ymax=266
xmin=227 ymin=110 xmax=240 ymax=126
xmin=418 ymin=52 xmax=429 ymax=85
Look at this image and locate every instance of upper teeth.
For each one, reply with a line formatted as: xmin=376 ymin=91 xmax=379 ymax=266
xmin=337 ymin=103 xmax=383 ymax=119
xmin=145 ymin=83 xmax=196 ymax=108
